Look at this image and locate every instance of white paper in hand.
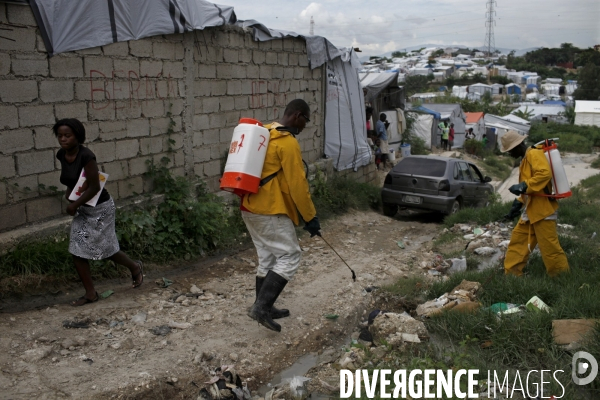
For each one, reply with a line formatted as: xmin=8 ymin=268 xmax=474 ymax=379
xmin=67 ymin=169 xmax=109 ymax=207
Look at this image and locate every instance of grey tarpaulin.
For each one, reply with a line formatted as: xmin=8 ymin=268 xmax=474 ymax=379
xmin=418 ymin=103 xmax=466 ymax=148
xmin=28 ymin=0 xmax=236 ymax=56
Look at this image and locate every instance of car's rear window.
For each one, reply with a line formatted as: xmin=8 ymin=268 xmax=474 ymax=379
xmin=393 ymin=158 xmax=447 ymax=177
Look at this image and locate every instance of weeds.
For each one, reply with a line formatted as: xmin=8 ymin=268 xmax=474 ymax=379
xmin=481 ymin=155 xmax=514 ymax=181
xmin=591 ymin=156 xmax=600 ymax=169
xmin=528 ymin=122 xmax=600 ymax=153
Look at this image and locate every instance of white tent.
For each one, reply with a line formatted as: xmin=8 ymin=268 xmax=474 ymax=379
xmin=575 ymin=101 xmax=600 ymax=127
xmin=422 ymin=103 xmax=467 ymax=148
xmin=469 ymin=83 xmax=492 ymax=95
xmin=491 ymin=83 xmax=504 ymax=95
xmin=406 ymin=112 xmax=434 ymax=148
xmin=452 ymin=85 xmax=468 ymax=99
xmin=542 ymin=84 xmax=560 ymax=96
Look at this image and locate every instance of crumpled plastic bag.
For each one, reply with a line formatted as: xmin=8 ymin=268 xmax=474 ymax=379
xmin=277 ymin=376 xmax=311 ymax=400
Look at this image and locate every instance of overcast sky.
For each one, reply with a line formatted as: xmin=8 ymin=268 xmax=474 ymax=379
xmin=222 ymin=0 xmax=599 ymax=56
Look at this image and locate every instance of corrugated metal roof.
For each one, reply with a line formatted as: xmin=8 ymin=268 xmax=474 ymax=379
xmin=465 ymin=112 xmax=484 ymax=123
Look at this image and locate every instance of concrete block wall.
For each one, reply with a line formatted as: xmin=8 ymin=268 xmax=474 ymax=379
xmin=0 ymin=3 xmax=373 ymax=234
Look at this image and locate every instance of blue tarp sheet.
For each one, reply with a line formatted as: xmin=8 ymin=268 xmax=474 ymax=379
xmin=410 ymin=106 xmax=441 ymax=119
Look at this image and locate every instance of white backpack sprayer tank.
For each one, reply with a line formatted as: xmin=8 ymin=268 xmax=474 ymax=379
xmin=220 ymin=118 xmax=270 ymax=196
xmin=533 ymin=138 xmax=571 ymax=199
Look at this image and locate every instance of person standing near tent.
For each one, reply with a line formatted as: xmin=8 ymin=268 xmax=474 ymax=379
xmin=376 ymin=113 xmax=390 ymax=169
xmin=465 ymin=127 xmax=476 ymax=140
xmin=243 ymin=99 xmax=321 ymax=333
xmin=500 ymin=130 xmax=569 ymax=278
xmin=439 ymin=121 xmax=449 ymax=151
xmin=448 ymin=123 xmax=455 ymax=150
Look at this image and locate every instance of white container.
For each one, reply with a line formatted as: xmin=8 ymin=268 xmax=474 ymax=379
xmin=388 ymin=149 xmax=396 ymax=162
xmin=544 ymin=147 xmax=571 ymax=197
xmin=400 ymin=143 xmax=411 ymax=157
xmin=220 ymin=118 xmax=270 ymax=195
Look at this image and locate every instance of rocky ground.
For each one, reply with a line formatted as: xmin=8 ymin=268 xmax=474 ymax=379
xmin=0 ymin=209 xmax=445 ymax=400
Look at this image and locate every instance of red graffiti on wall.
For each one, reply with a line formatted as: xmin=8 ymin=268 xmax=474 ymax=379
xmin=89 ymin=70 xmax=177 ymax=110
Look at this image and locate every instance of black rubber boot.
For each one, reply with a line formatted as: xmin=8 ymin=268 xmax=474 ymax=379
xmin=248 ymin=271 xmax=288 ymax=332
xmin=256 ymin=276 xmax=290 ymax=319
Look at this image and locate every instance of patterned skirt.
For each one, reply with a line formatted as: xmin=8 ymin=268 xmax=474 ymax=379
xmin=69 ymin=197 xmax=120 ymax=260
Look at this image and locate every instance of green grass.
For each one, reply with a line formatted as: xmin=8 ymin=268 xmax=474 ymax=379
xmin=379 ymin=174 xmax=600 ymax=398
xmin=591 ymin=156 xmax=600 ymax=169
xmin=528 ymin=122 xmax=600 ymax=153
xmin=480 ymin=155 xmax=515 ymax=181
xmin=311 ymin=172 xmax=381 ymax=219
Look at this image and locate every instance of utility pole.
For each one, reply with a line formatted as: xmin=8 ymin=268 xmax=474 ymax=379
xmin=309 ymin=16 xmax=315 ymax=36
xmin=484 ymin=0 xmax=496 ymax=58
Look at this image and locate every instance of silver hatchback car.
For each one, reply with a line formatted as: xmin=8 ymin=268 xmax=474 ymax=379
xmin=381 ymin=156 xmax=494 ymax=216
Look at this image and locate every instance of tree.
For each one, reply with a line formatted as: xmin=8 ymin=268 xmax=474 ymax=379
xmin=573 ymin=63 xmax=600 ymax=101
xmin=513 ymin=107 xmax=534 ymax=121
xmin=404 ymin=75 xmax=432 ymax=96
xmin=391 ymin=51 xmax=407 ymax=58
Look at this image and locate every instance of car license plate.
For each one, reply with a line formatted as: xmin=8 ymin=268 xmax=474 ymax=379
xmin=404 ymin=195 xmax=422 ymax=204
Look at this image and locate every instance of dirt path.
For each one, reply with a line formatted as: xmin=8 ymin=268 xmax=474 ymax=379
xmin=0 ymin=209 xmax=443 ymax=400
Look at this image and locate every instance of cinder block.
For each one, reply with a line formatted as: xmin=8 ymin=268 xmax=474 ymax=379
xmin=271 ymin=40 xmax=283 ymax=51
xmin=246 ymin=65 xmax=259 ymax=79
xmin=118 ymin=176 xmax=143 ymax=198
xmin=313 ymin=68 xmax=322 ymax=79
xmin=151 ymin=116 xmax=181 ymax=136
xmin=164 ymin=133 xmax=183 ymax=151
xmin=193 ymin=163 xmax=203 ymax=177
xmin=0 ymin=105 xmax=18 ymax=129
xmin=259 ymin=65 xmax=272 ymax=79
xmin=234 ymin=96 xmax=248 ymax=110
xmin=231 ymin=65 xmax=246 ymax=79
xmin=211 ymin=80 xmax=227 ymax=96
xmin=193 ymin=131 xmax=203 ymax=147
xmin=19 ymin=105 xmax=54 ymax=127
xmin=127 ymin=119 xmax=150 ymax=138
xmin=55 ymin=103 xmax=87 ymax=121
xmin=26 ymin=196 xmax=62 ymax=222
xmin=209 ymin=113 xmax=227 ymax=129
xmin=304 ymin=69 xmax=313 ymax=79
xmin=197 ymin=64 xmax=216 ymax=79
xmin=50 ymin=56 xmax=83 ymax=78
xmin=139 ymin=136 xmax=163 ymax=155
xmin=238 ymin=49 xmax=252 ymax=64
xmin=39 ymin=81 xmax=73 ymax=103
xmin=140 ymin=60 xmax=163 ymax=77
xmin=0 ymin=155 xmax=15 ymax=179
xmin=163 ymin=61 xmax=184 ymax=79
xmin=258 ymin=41 xmax=271 ymax=51
xmin=174 ymin=42 xmax=184 ymax=60
xmin=88 ymin=103 xmax=115 ymax=121
xmin=223 ymin=49 xmax=238 ymax=63
xmin=194 ymin=147 xmax=210 ymax=162
xmin=226 ymin=81 xmax=242 ymax=96
xmin=104 ymin=181 xmax=119 ymax=200
xmin=210 ymin=143 xmax=223 ymax=159
xmin=114 ymin=59 xmax=140 ymax=77
xmin=277 ymin=53 xmax=289 ymax=66
xmin=241 ymin=81 xmax=253 ymax=95
xmin=0 ymin=26 xmax=36 ymax=51
xmin=202 ymin=97 xmax=219 ymax=113
xmin=253 ymin=50 xmax=265 ymax=64
xmin=216 ymin=65 xmax=233 ymax=79
xmin=88 ymin=141 xmax=116 ymax=163
xmin=8 ymin=174 xmax=38 ymax=201
xmin=193 ymin=114 xmax=209 ymax=131
xmin=265 ymin=52 xmax=278 ymax=65
xmin=0 ymin=80 xmax=38 ymax=103
xmin=203 ymin=160 xmax=221 ymax=177
xmin=283 ymin=68 xmax=294 ymax=80
xmin=11 ymin=55 xmax=49 ymax=77
xmin=141 ymin=99 xmax=165 ymax=118
xmin=128 ymin=156 xmax=151 ymax=176
xmin=75 ymin=81 xmax=94 ymax=101
xmin=155 ymin=80 xmax=176 ymax=100
xmin=0 ymin=53 xmax=9 ymax=75
xmin=38 ymin=170 xmax=61 ymax=190
xmin=84 ymin=121 xmax=100 ymax=142
xmin=116 ymin=139 xmax=139 ymax=159
xmin=153 ymin=42 xmax=175 ymax=59
xmin=16 ymin=150 xmax=54 ymax=176
xmin=102 ymin=41 xmax=129 ymax=56
xmin=0 ymin=204 xmax=26 ymax=230
xmin=273 ymin=66 xmax=284 ymax=79
xmin=129 ymin=40 xmax=153 ymax=57
xmin=115 ymin=102 xmax=141 ymax=119
xmin=84 ymin=57 xmax=113 ymax=77
xmin=99 ymin=123 xmax=127 ymax=141
xmin=101 ymin=160 xmax=128 ymax=181
xmin=203 ymin=129 xmax=219 ymax=145
xmin=283 ymin=38 xmax=294 ymax=52
xmin=219 ymin=128 xmax=233 ymax=143
xmin=299 ymin=55 xmax=309 ymax=67
xmin=194 ymin=80 xmax=211 ymax=97
xmin=34 ymin=128 xmax=58 ymax=150
xmin=76 ymin=47 xmax=102 ymax=55
xmin=0 ymin=182 xmax=6 ymax=205
xmin=7 ymin=4 xmax=36 ymax=25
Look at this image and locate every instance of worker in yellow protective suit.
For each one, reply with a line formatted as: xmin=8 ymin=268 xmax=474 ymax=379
xmin=500 ymin=130 xmax=569 ymax=277
xmin=242 ymin=99 xmax=320 ymax=332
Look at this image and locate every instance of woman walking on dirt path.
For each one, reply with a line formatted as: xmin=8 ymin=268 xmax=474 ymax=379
xmin=54 ymin=118 xmax=143 ymax=306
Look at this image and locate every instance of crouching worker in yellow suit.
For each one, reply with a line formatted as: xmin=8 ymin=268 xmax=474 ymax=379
xmin=500 ymin=130 xmax=569 ymax=277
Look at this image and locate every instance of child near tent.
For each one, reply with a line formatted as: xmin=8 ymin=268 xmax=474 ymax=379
xmin=374 ymin=139 xmax=384 ymax=170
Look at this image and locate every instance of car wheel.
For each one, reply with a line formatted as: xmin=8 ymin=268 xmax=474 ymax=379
xmin=382 ymin=203 xmax=398 ymax=217
xmin=448 ymin=199 xmax=461 ymax=215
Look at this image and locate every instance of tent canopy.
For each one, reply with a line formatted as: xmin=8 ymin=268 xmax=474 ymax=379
xmin=410 ymin=105 xmax=441 ymax=120
xmin=418 ymin=103 xmax=466 ymax=148
xmin=359 ymin=71 xmax=399 ymax=104
xmin=574 ymin=101 xmax=600 ymax=127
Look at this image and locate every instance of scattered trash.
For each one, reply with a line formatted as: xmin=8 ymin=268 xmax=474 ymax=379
xmin=324 ymin=314 xmax=339 ymax=320
xmin=278 ymin=376 xmax=311 ymax=400
xmin=552 ymin=319 xmax=599 ymax=345
xmin=370 ymin=312 xmax=428 ymax=344
xmin=428 ymin=270 xmax=441 ymax=276
xmin=168 ymin=321 xmax=192 ymax=329
xmin=473 ymin=228 xmax=484 ymax=236
xmin=99 ymin=290 xmax=114 ymax=299
xmin=498 ymin=240 xmax=510 ymax=248
xmin=82 ymin=357 xmax=94 ymax=364
xmin=474 ymin=247 xmax=495 ymax=256
xmin=62 ymin=319 xmax=89 ymax=329
xmin=198 ymin=366 xmax=251 ymax=400
xmin=526 ymin=296 xmax=551 ymax=313
xmin=396 ymin=241 xmax=405 ymax=249
xmin=190 ymin=284 xmax=203 ymax=294
xmin=557 ymin=224 xmax=574 ymax=230
xmin=149 ymin=325 xmax=171 ymax=336
xmin=109 ymin=320 xmax=124 ymax=328
xmin=592 ymin=232 xmax=597 ymax=240
xmin=131 ymin=312 xmax=147 ymax=325
xmin=463 ymin=234 xmax=475 ymax=240
xmin=488 ymin=303 xmax=522 ymax=317
xmin=156 ymin=278 xmax=173 ymax=288
xmin=448 ymin=258 xmax=467 ymax=274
